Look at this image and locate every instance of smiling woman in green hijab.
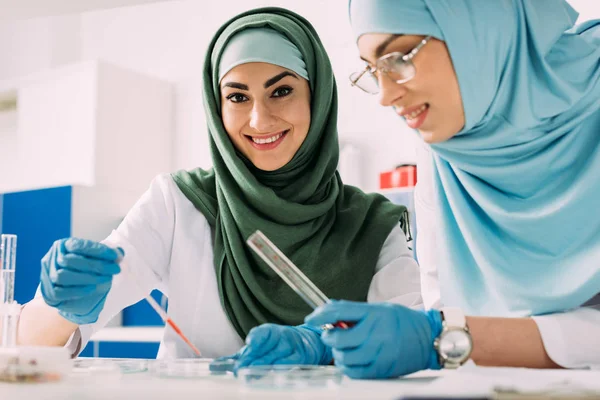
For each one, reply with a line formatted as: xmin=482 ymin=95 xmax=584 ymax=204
xmin=14 ymin=7 xmax=420 ymax=363
xmin=172 ymin=7 xmax=415 ymax=340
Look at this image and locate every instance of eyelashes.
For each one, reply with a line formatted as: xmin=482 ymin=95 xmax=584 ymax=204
xmin=271 ymin=86 xmax=293 ymax=98
xmin=225 ymin=86 xmax=294 ymax=104
xmin=226 ymin=93 xmax=248 ymax=103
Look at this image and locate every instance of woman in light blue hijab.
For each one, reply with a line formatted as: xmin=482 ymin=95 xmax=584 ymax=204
xmin=306 ymin=0 xmax=600 ymax=379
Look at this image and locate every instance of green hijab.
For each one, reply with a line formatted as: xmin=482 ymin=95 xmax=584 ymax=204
xmin=172 ymin=7 xmax=408 ymax=339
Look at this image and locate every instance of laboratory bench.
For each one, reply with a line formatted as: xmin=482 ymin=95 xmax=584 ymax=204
xmin=1 ymin=359 xmax=599 ymax=400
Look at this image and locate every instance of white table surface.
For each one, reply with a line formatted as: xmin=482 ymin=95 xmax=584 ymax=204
xmin=1 ymin=359 xmax=600 ymax=400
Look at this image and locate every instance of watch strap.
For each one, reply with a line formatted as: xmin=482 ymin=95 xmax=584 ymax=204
xmin=441 ymin=307 xmax=466 ymax=329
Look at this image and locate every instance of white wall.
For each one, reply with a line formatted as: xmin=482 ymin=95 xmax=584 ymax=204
xmin=0 ymin=0 xmax=173 ymax=20
xmin=0 ymin=15 xmax=81 ymax=80
xmin=1 ymin=0 xmax=598 ymax=191
xmin=569 ymin=0 xmax=600 ymax=21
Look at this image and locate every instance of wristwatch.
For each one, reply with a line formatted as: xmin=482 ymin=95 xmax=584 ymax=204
xmin=433 ymin=307 xmax=473 ymax=369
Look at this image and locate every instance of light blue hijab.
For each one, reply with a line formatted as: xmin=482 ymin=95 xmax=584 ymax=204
xmin=218 ymin=27 xmax=309 ymax=82
xmin=350 ymin=0 xmax=600 ymax=317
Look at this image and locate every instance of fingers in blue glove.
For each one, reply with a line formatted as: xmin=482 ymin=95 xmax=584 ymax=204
xmin=56 ymin=253 xmax=121 ymax=276
xmin=337 ymin=363 xmax=380 ymax=380
xmin=321 ymin=317 xmax=377 ymax=350
xmin=320 ymin=313 xmax=377 ymax=350
xmin=243 ymin=340 xmax=296 ymax=367
xmin=235 ymin=324 xmax=283 ymax=370
xmin=334 ymin=343 xmax=403 ymax=380
xmin=42 ymin=281 xmax=112 ymax=307
xmin=62 ymin=238 xmax=122 ymax=262
xmin=244 ymin=325 xmax=278 ymax=355
xmin=305 ymin=300 xmax=370 ymax=328
xmin=47 ymin=268 xmax=113 ymax=287
xmin=58 ymin=290 xmax=110 ymax=323
xmin=331 ymin=340 xmax=381 ymax=367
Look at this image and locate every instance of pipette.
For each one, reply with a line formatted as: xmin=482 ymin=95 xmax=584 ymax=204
xmin=142 ymin=294 xmax=202 ymax=357
xmin=115 ymin=252 xmax=202 ymax=357
xmin=246 ymin=231 xmax=353 ymax=329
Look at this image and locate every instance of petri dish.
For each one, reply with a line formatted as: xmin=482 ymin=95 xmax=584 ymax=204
xmin=0 ymin=346 xmax=71 ymax=383
xmin=71 ymin=358 xmax=121 ymax=379
xmin=72 ymin=358 xmax=148 ymax=375
xmin=237 ymin=365 xmax=343 ymax=390
xmin=150 ymin=358 xmax=235 ymax=379
xmin=103 ymin=358 xmax=149 ymax=374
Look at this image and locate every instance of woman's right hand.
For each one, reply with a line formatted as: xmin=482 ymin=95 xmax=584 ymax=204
xmin=40 ymin=238 xmax=122 ymax=325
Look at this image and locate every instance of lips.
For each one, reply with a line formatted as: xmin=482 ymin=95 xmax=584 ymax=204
xmin=396 ymin=103 xmax=430 ymax=130
xmin=245 ymin=130 xmax=289 ymax=150
xmin=397 ymin=103 xmax=428 ymax=118
xmin=247 ymin=130 xmax=286 ymax=144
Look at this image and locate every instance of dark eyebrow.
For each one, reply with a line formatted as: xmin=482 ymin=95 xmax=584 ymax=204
xmin=360 ymin=34 xmax=404 ymax=63
xmin=222 ymin=82 xmax=248 ymax=90
xmin=264 ymin=71 xmax=298 ymax=88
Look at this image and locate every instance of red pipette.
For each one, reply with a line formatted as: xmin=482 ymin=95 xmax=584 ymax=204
xmin=142 ymin=294 xmax=202 ymax=357
xmin=115 ymin=252 xmax=202 ymax=357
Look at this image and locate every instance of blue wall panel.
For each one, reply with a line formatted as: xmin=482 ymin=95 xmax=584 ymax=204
xmin=79 ymin=341 xmax=159 ymax=359
xmin=123 ymin=289 xmax=166 ymax=326
xmin=1 ymin=186 xmax=72 ymax=304
xmin=99 ymin=342 xmax=160 ymax=359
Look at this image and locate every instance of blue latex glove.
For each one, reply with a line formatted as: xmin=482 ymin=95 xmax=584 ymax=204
xmin=305 ymin=300 xmax=443 ymax=379
xmin=40 ymin=238 xmax=123 ymax=325
xmin=214 ymin=323 xmax=333 ymax=374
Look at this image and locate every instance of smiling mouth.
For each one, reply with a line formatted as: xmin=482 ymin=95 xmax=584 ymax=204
xmin=246 ymin=130 xmax=288 ymax=144
xmin=399 ymin=103 xmax=429 ymax=120
xmin=245 ymin=130 xmax=290 ymax=150
xmin=405 ymin=104 xmax=428 ymax=120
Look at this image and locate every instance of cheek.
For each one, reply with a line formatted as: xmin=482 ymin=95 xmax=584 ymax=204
xmin=437 ymin=53 xmax=464 ymax=119
xmin=421 ymin=56 xmax=464 ymax=121
xmin=290 ymin=96 xmax=311 ymax=138
xmin=221 ymin=108 xmax=243 ymax=141
xmin=295 ymin=104 xmax=311 ymax=136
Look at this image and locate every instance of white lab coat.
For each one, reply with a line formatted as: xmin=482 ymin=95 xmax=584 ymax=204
xmin=65 ymin=174 xmax=422 ymax=359
xmin=414 ymin=143 xmax=600 ymax=369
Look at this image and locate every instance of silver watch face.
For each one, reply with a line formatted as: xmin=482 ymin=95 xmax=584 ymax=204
xmin=439 ymin=328 xmax=472 ymax=362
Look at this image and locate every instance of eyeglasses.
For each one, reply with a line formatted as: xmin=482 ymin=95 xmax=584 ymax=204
xmin=349 ymin=36 xmax=432 ymax=95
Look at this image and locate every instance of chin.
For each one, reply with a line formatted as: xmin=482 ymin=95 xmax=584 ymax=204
xmin=252 ymin=160 xmax=287 ymax=172
xmin=419 ymin=127 xmax=459 ymax=144
xmin=256 ymin=165 xmax=280 ymax=172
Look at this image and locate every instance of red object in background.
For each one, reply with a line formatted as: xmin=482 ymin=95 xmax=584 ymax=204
xmin=379 ymin=165 xmax=417 ymax=189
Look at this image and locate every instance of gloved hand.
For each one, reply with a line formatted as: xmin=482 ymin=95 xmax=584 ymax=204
xmin=40 ymin=238 xmax=123 ymax=325
xmin=215 ymin=323 xmax=333 ymax=374
xmin=305 ymin=300 xmax=442 ymax=379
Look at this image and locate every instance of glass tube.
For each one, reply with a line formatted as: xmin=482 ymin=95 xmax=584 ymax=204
xmin=1 ymin=234 xmax=18 ymax=347
xmin=0 ymin=302 xmax=20 ymax=347
xmin=1 ymin=234 xmax=17 ymax=305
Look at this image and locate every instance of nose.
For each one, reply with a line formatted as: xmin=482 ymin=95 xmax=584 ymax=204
xmin=378 ymin=74 xmax=407 ymax=107
xmin=249 ymin=100 xmax=277 ymax=132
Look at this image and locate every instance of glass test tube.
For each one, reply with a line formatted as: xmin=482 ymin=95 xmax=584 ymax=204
xmin=0 ymin=302 xmax=21 ymax=347
xmin=0 ymin=234 xmax=18 ymax=347
xmin=1 ymin=234 xmax=17 ymax=305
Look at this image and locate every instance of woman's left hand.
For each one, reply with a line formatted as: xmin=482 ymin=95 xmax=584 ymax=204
xmin=305 ymin=300 xmax=442 ymax=379
xmin=214 ymin=323 xmax=332 ymax=374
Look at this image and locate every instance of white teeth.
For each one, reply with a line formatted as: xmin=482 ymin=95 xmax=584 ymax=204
xmin=252 ymin=132 xmax=284 ymax=144
xmin=404 ymin=105 xmax=428 ymax=120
